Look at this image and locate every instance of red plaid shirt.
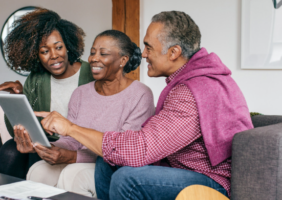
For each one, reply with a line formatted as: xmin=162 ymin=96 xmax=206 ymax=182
xmin=102 ymin=65 xmax=231 ymax=196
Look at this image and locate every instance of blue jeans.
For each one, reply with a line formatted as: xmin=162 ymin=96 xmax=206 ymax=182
xmin=95 ymin=156 xmax=228 ymax=200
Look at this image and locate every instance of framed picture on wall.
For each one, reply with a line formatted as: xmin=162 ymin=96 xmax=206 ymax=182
xmin=241 ymin=0 xmax=282 ymax=69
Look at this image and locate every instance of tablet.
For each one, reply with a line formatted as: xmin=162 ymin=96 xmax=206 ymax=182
xmin=0 ymin=94 xmax=51 ymax=147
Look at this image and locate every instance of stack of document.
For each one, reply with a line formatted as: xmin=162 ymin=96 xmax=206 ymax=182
xmin=0 ymin=181 xmax=66 ymax=200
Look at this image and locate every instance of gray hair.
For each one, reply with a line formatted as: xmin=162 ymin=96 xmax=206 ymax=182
xmin=151 ymin=11 xmax=201 ymax=59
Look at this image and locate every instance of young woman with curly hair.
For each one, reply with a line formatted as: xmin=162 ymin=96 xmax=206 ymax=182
xmin=0 ymin=8 xmax=94 ymax=179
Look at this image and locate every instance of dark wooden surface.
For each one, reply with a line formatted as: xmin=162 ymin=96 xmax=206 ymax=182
xmin=0 ymin=173 xmax=23 ymax=185
xmin=0 ymin=173 xmax=99 ymax=200
xmin=52 ymin=192 xmax=97 ymax=200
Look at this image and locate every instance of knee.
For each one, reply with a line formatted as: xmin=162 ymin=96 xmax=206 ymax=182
xmin=110 ymin=167 xmax=134 ymax=198
xmin=27 ymin=160 xmax=64 ymax=186
xmin=111 ymin=167 xmax=144 ymax=190
xmin=0 ymin=139 xmax=23 ymax=161
xmin=112 ymin=167 xmax=134 ymax=184
xmin=111 ymin=166 xmax=149 ymax=186
xmin=58 ymin=163 xmax=96 ymax=197
xmin=110 ymin=166 xmax=149 ymax=199
xmin=59 ymin=163 xmax=95 ymax=184
xmin=59 ymin=164 xmax=74 ymax=183
xmin=27 ymin=160 xmax=46 ymax=180
xmin=1 ymin=139 xmax=17 ymax=152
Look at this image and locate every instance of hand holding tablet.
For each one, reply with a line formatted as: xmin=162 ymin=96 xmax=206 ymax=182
xmin=13 ymin=124 xmax=36 ymax=153
xmin=0 ymin=94 xmax=51 ymax=147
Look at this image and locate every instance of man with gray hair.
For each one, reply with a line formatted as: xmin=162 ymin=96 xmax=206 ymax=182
xmin=93 ymin=11 xmax=253 ymax=199
xmin=37 ymin=11 xmax=253 ymax=199
xmin=95 ymin=11 xmax=253 ymax=200
xmin=151 ymin=10 xmax=201 ymax=59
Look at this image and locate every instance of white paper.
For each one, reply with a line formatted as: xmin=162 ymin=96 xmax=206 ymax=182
xmin=0 ymin=180 xmax=66 ymax=200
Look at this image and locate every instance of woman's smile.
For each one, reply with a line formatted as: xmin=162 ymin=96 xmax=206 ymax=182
xmin=50 ymin=61 xmax=64 ymax=69
xmin=92 ymin=66 xmax=104 ymax=73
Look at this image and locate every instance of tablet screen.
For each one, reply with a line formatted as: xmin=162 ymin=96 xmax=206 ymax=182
xmin=0 ymin=94 xmax=51 ymax=147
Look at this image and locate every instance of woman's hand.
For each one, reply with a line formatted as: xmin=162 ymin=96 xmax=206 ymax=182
xmin=34 ymin=144 xmax=77 ymax=165
xmin=34 ymin=111 xmax=73 ymax=136
xmin=13 ymin=125 xmax=35 ymax=153
xmin=0 ymin=80 xmax=23 ymax=94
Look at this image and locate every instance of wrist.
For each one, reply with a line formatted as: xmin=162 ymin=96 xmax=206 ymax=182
xmin=60 ymin=148 xmax=77 ymax=164
xmin=68 ymin=123 xmax=79 ymax=137
xmin=68 ymin=151 xmax=77 ymax=164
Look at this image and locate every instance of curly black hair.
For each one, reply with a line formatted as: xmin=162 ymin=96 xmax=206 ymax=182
xmin=4 ymin=8 xmax=85 ymax=73
xmin=95 ymin=30 xmax=141 ymax=74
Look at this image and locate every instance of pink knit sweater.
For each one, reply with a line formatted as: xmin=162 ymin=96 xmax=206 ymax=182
xmin=52 ymin=81 xmax=155 ymax=163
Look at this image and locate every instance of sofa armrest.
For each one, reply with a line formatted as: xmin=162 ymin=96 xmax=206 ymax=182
xmin=231 ymin=123 xmax=282 ymax=200
xmin=251 ymin=115 xmax=282 ymax=128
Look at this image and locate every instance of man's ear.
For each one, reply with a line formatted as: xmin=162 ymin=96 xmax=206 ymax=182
xmin=168 ymin=45 xmax=182 ymax=61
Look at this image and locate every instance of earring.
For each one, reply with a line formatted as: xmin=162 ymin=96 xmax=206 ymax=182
xmin=67 ymin=50 xmax=69 ymax=53
xmin=120 ymin=65 xmax=122 ymax=67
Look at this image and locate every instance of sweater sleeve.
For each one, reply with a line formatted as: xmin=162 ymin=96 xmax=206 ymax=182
xmin=120 ymin=87 xmax=155 ymax=132
xmin=51 ymin=87 xmax=97 ymax=163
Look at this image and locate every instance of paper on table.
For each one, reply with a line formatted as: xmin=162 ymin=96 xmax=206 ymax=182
xmin=0 ymin=180 xmax=66 ymax=200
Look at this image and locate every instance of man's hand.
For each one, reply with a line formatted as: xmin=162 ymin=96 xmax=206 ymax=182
xmin=0 ymin=80 xmax=23 ymax=94
xmin=34 ymin=144 xmax=77 ymax=165
xmin=34 ymin=111 xmax=73 ymax=136
xmin=35 ymin=111 xmax=104 ymax=157
xmin=13 ymin=125 xmax=35 ymax=153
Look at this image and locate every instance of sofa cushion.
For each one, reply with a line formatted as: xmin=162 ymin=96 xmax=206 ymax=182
xmin=231 ymin=123 xmax=282 ymax=200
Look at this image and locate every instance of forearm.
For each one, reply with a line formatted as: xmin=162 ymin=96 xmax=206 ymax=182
xmin=68 ymin=124 xmax=103 ymax=157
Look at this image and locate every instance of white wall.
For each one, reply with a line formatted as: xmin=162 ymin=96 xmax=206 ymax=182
xmin=1 ymin=0 xmax=281 ymax=115
xmin=0 ymin=0 xmax=112 ymax=85
xmin=140 ymin=0 xmax=282 ymax=115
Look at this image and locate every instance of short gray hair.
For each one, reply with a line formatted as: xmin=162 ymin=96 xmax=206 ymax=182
xmin=152 ymin=11 xmax=201 ymax=59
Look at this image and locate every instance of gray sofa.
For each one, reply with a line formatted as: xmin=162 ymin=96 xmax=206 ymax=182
xmin=231 ymin=115 xmax=282 ymax=200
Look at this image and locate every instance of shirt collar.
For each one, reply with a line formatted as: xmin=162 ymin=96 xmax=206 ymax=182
xmin=165 ymin=62 xmax=188 ymax=84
